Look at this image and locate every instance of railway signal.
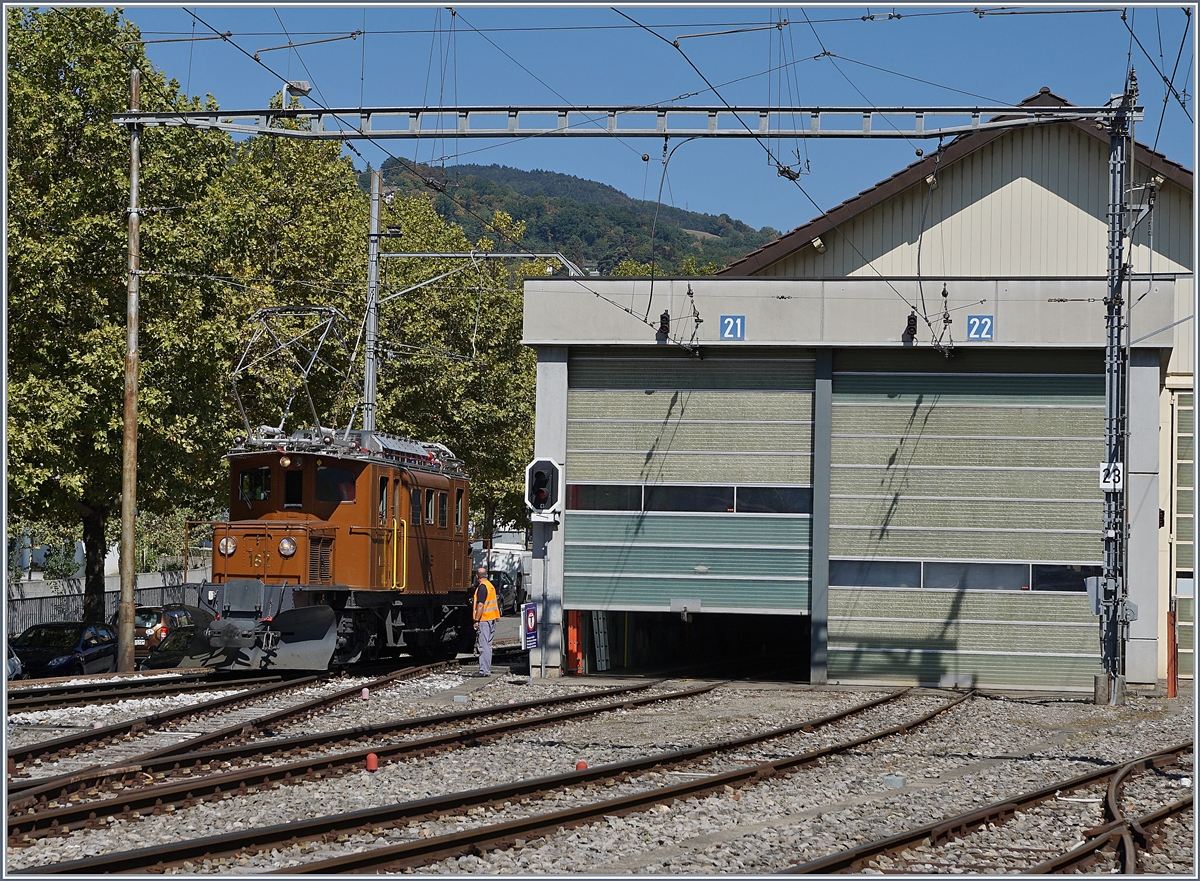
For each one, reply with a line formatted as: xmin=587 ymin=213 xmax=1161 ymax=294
xmin=525 ymin=459 xmax=562 ymax=520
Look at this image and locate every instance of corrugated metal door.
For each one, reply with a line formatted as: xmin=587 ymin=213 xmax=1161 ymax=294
xmin=827 ymin=349 xmax=1105 ymax=689
xmin=1174 ymin=390 xmax=1194 ymax=679
xmin=563 ymin=349 xmax=815 ymax=614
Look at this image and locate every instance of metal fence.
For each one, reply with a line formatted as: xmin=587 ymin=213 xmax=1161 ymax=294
xmin=6 ymin=584 xmax=202 ymax=637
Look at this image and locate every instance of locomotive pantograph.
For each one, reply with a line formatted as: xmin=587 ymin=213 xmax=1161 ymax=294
xmin=181 ymin=306 xmax=476 ymax=671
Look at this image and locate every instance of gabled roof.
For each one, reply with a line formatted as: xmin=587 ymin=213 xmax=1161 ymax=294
xmin=719 ymin=88 xmax=1194 ymax=276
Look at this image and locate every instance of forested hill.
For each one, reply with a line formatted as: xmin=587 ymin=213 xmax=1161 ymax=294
xmin=375 ymin=160 xmax=781 ymax=275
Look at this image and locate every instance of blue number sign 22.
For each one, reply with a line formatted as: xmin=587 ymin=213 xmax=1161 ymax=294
xmin=720 ymin=315 xmax=746 ymax=340
xmin=966 ymin=315 xmax=994 ymax=341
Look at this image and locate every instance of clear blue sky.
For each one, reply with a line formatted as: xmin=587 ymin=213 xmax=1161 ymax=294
xmin=123 ymin=3 xmax=1195 ymax=234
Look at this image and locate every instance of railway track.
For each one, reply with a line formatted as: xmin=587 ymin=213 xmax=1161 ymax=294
xmin=14 ymin=688 xmax=974 ymax=874
xmin=784 ymin=741 xmax=1193 ymax=874
xmin=1026 ymin=749 xmax=1193 ymax=874
xmin=6 ymin=680 xmax=675 ymax=835
xmin=7 ymin=660 xmax=460 ymax=787
xmin=6 ymin=674 xmax=284 ymax=713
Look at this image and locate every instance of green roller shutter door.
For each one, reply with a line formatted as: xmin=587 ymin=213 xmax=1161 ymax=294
xmin=1178 ymin=596 xmax=1194 ymax=680
xmin=828 ymin=588 xmax=1101 ymax=689
xmin=830 ymin=355 xmax=1104 ymax=564
xmin=567 ymin=352 xmax=814 ymax=486
xmin=828 ymin=350 xmax=1105 ymax=689
xmin=564 ymin=514 xmax=811 ymax=612
xmin=564 ymin=350 xmax=814 ymax=613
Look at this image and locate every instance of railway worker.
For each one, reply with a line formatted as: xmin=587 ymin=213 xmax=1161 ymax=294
xmin=472 ymin=566 xmax=501 ymax=677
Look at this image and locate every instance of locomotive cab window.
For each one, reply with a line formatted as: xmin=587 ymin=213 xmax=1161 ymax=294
xmin=425 ymin=489 xmax=436 ymax=525
xmin=239 ymin=466 xmax=271 ymax=502
xmin=284 ymin=470 xmax=303 ymax=508
xmin=455 ymin=488 xmax=464 ymax=533
xmin=316 ymin=466 xmax=356 ymax=502
xmin=378 ymin=477 xmax=388 ymax=525
xmin=438 ymin=492 xmax=448 ymax=529
xmin=411 ymin=487 xmax=422 ymax=526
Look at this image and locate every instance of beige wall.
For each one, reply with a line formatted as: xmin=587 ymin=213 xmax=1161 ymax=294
xmin=757 ymin=125 xmax=1192 ymax=279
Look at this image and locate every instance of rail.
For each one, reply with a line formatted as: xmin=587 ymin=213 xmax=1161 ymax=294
xmin=785 ymin=740 xmax=1193 ymax=874
xmin=19 ymin=688 xmax=947 ymax=873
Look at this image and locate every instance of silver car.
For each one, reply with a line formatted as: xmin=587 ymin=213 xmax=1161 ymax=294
xmin=7 ymin=643 xmax=24 ymax=680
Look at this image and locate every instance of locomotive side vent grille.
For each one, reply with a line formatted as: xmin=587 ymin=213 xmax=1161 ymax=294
xmin=309 ymin=537 xmax=334 ymax=584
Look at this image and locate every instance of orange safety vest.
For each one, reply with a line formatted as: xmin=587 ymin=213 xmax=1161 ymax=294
xmin=475 ymin=579 xmax=500 ymax=622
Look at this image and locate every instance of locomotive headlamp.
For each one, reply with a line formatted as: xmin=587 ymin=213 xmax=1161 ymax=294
xmin=280 ymin=455 xmax=292 ymax=467
xmin=278 ymin=537 xmax=297 ymax=557
xmin=218 ymin=536 xmax=238 ymax=556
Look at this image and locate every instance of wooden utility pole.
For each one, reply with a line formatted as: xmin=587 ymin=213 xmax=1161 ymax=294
xmin=118 ymin=66 xmax=141 ymax=672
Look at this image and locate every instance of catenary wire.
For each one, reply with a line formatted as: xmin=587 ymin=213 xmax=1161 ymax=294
xmin=645 ymin=137 xmax=698 ymax=320
xmin=132 ymin=11 xmax=990 ymax=40
xmin=182 ymin=8 xmax=701 ymax=353
xmin=454 ymin=8 xmax=645 ymax=160
xmin=613 ymin=7 xmax=923 ymax=322
xmin=272 ymin=8 xmax=334 ymax=111
xmin=801 ymin=10 xmax=920 ymax=152
xmin=1122 ymin=8 xmax=1193 ymax=121
xmin=1145 ymin=10 xmax=1192 ymax=172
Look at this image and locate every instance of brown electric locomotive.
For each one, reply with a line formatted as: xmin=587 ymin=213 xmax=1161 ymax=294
xmin=183 ymin=427 xmax=475 ymax=671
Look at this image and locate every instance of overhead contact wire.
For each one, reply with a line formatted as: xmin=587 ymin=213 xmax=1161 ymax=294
xmin=183 ymin=9 xmax=700 ymax=353
xmin=613 ymin=7 xmax=921 ymax=318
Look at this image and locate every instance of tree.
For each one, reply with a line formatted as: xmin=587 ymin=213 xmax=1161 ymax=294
xmin=612 ymin=259 xmax=654 ymax=276
xmin=7 ymin=7 xmax=235 ymax=620
xmin=8 ymin=8 xmax=541 ymax=612
xmin=369 ymin=195 xmax=541 ymax=541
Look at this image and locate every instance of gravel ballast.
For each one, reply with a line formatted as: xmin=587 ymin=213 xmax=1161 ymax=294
xmin=5 ymin=675 xmax=1193 ymax=875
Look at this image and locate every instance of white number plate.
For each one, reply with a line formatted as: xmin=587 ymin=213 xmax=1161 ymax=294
xmin=1100 ymin=461 xmax=1124 ymax=491
xmin=134 ymin=638 xmax=145 ymax=646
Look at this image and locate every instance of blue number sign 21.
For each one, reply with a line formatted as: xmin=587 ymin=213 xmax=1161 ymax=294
xmin=720 ymin=315 xmax=746 ymax=340
xmin=966 ymin=315 xmax=994 ymax=341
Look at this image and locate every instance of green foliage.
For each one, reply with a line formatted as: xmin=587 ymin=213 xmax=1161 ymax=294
xmin=135 ymin=506 xmax=219 ymax=572
xmin=372 ymin=199 xmax=539 ymax=534
xmin=377 ymin=161 xmax=779 ymax=275
xmin=5 ymin=7 xmax=560 ymax=583
xmin=612 ymin=259 xmax=654 ymax=276
xmin=6 ymin=7 xmax=237 ymax=616
xmin=6 ymin=518 xmax=81 ymax=580
xmin=40 ymin=540 xmax=81 ymax=581
xmin=679 ymin=256 xmax=719 ymax=276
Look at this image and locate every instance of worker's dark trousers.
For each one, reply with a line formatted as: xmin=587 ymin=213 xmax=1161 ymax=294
xmin=477 ymin=619 xmax=497 ymax=675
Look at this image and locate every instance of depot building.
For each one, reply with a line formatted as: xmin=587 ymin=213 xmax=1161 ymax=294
xmin=523 ymin=89 xmax=1194 ymax=690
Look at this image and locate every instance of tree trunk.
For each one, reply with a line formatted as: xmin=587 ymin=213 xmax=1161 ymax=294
xmin=80 ymin=502 xmax=109 ymax=623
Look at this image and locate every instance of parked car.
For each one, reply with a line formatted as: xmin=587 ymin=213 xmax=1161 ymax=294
xmin=7 ymin=643 xmax=24 ymax=680
xmin=489 ymin=570 xmax=523 ymax=616
xmin=110 ymin=604 xmax=195 ymax=660
xmin=11 ymin=622 xmax=118 ymax=677
xmin=138 ymin=626 xmax=197 ymax=671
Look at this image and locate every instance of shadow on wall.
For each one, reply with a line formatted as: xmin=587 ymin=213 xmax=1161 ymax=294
xmin=828 ymin=588 xmax=968 ymax=688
